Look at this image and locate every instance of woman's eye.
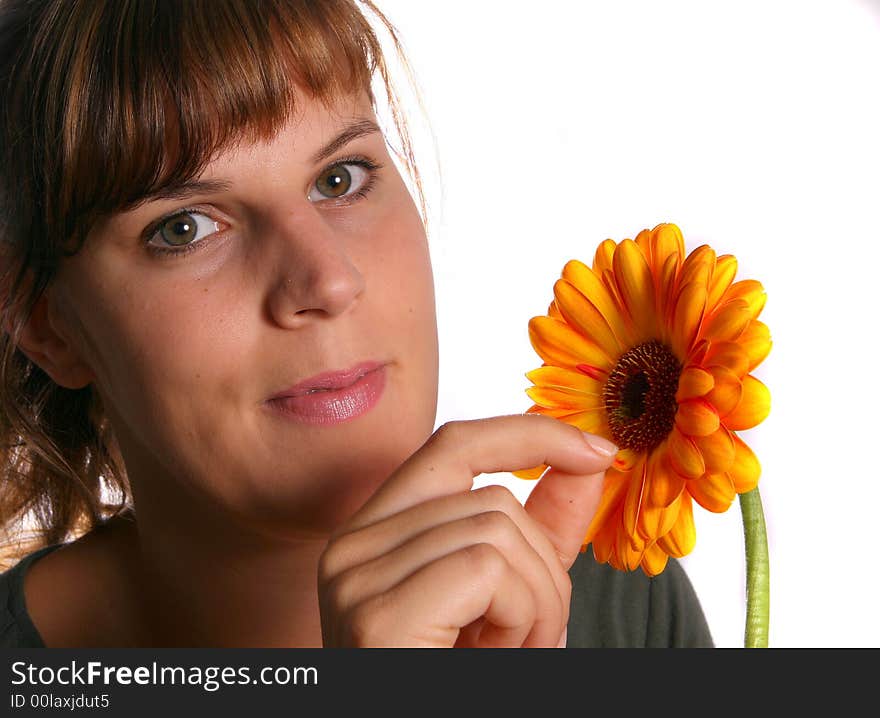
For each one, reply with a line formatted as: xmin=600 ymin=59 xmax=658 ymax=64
xmin=309 ymin=162 xmax=370 ymax=201
xmin=151 ymin=211 xmax=221 ymax=249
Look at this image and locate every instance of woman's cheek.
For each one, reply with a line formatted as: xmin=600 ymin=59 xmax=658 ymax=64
xmin=86 ymin=276 xmax=244 ymax=416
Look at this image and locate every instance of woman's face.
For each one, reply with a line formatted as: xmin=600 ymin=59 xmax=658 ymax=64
xmin=47 ymin=91 xmax=439 ymax=536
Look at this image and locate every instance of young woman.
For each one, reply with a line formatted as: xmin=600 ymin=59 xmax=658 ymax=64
xmin=0 ymin=0 xmax=712 ymax=648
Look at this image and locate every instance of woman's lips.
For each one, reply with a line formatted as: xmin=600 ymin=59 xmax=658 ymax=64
xmin=265 ymin=361 xmax=387 ymax=425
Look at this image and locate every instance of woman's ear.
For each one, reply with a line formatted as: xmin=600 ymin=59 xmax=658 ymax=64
xmin=13 ymin=291 xmax=95 ymax=390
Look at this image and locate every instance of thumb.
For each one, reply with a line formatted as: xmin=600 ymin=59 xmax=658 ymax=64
xmin=524 ymin=433 xmax=617 ymax=570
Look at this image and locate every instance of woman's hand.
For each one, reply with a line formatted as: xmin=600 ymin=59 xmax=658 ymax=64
xmin=317 ymin=414 xmax=617 ymax=647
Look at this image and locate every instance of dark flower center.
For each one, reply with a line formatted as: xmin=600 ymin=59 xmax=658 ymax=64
xmin=603 ymin=340 xmax=682 ymax=452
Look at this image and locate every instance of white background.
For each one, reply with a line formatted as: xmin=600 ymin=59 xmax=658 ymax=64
xmin=375 ymin=0 xmax=880 ymax=648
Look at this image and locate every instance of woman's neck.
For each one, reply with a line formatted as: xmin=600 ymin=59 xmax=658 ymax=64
xmin=127 ymin=498 xmax=330 ymax=648
xmin=24 ymin=506 xmax=329 ymax=647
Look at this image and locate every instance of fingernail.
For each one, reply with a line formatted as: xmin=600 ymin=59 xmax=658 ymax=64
xmin=582 ymin=432 xmax=618 ymax=457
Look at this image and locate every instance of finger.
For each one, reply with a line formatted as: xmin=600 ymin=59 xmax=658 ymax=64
xmin=325 ymin=510 xmax=564 ymax=647
xmin=346 ymin=544 xmax=536 ymax=648
xmin=454 ymin=619 xmax=484 ymax=648
xmin=525 ymin=463 xmax=608 ymax=571
xmin=344 ymin=415 xmax=617 ymax=532
xmin=323 ymin=484 xmax=571 ymax=632
xmin=327 ymin=485 xmax=556 ymax=580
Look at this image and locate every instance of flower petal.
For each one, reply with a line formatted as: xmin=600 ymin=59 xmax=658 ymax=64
xmin=687 ymin=471 xmax=736 ymax=513
xmin=583 ymin=468 xmax=629 ymax=546
xmin=613 ymin=448 xmax=640 ymax=472
xmin=650 ymin=223 xmax=686 ymax=274
xmin=548 ymin=300 xmax=563 ymax=320
xmin=703 ymin=298 xmax=751 ymax=343
xmin=561 ymin=259 xmax=627 ymax=344
xmin=693 ymin=427 xmax=736 ymax=474
xmin=668 ymin=427 xmax=706 ymax=479
xmin=613 ymin=239 xmax=656 ymax=336
xmin=676 ymin=366 xmax=714 ymax=401
xmin=576 ymin=365 xmax=608 ymax=382
xmin=675 ymin=399 xmax=720 ymax=436
xmin=634 ymin=228 xmax=654 ymax=268
xmin=688 ymin=338 xmax=710 ymax=366
xmin=707 ymin=254 xmax=738 ymax=310
xmin=705 ymin=365 xmax=742 ymax=417
xmin=724 ymin=375 xmax=771 ymax=430
xmin=526 ymin=385 xmax=603 ymax=411
xmin=722 ymin=279 xmax=767 ymax=321
xmin=593 ymin=238 xmax=617 ymax=275
xmin=528 ymin=316 xmax=611 ymax=369
xmin=657 ymin=492 xmax=696 ymax=558
xmin=705 ymin=341 xmax=750 ymax=378
xmin=640 ymin=543 xmax=670 ymax=577
xmin=553 ymin=279 xmax=622 ymax=358
xmin=679 ymin=245 xmax=715 ymax=292
xmin=622 ymin=455 xmax=648 ymax=547
xmin=617 ymin=527 xmax=645 ymax=571
xmin=647 ymin=448 xmax=686 ymax=509
xmin=648 ymin=493 xmax=684 ymax=540
xmin=590 ymin=521 xmax=615 ymax=564
xmin=633 ymin=453 xmax=683 ymax=545
xmin=729 ymin=434 xmax=761 ymax=493
xmin=511 ymin=464 xmax=547 ymax=480
xmin=670 ymin=281 xmax=708 ymax=357
xmin=521 ymin=403 xmax=577 ymax=418
xmin=657 ymin=251 xmax=682 ymax=335
xmin=602 ymin=268 xmax=643 ymax=349
xmin=526 ymin=365 xmax=603 ymax=393
xmin=554 ymin=409 xmax=608 ymax=435
xmin=739 ymin=320 xmax=772 ymax=372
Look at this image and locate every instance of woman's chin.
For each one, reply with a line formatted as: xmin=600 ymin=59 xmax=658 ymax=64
xmin=228 ymin=464 xmax=393 ymax=540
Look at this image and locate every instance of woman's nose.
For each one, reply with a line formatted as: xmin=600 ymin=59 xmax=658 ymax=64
xmin=265 ymin=219 xmax=365 ymax=328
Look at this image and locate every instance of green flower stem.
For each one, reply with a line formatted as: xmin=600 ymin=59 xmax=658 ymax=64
xmin=739 ymin=486 xmax=769 ymax=648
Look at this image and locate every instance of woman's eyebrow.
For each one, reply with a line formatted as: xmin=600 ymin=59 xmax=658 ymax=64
xmin=310 ymin=119 xmax=382 ymax=165
xmin=126 ymin=179 xmax=233 ymax=210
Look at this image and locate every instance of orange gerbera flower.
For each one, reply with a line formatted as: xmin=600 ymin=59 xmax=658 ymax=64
xmin=514 ymin=223 xmax=771 ymax=576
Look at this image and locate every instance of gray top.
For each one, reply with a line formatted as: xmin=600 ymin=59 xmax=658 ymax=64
xmin=0 ymin=543 xmax=60 ymax=648
xmin=567 ymin=548 xmax=714 ymax=647
xmin=0 ymin=543 xmax=713 ymax=648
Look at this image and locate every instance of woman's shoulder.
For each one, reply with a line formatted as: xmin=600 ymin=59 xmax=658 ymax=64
xmin=567 ymin=550 xmax=714 ymax=648
xmin=1 ymin=516 xmax=141 ymax=648
xmin=0 ymin=543 xmax=62 ymax=648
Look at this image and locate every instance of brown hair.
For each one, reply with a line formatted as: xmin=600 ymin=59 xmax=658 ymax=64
xmin=0 ymin=0 xmax=427 ymax=567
